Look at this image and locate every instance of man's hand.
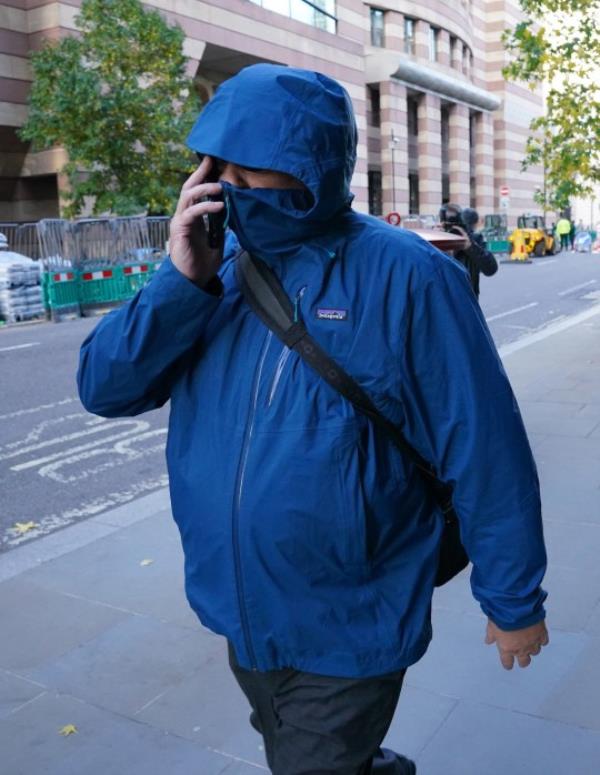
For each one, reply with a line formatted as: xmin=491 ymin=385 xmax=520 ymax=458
xmin=448 ymin=224 xmax=472 ymax=250
xmin=485 ymin=619 xmax=549 ymax=670
xmin=169 ymin=156 xmax=225 ymax=287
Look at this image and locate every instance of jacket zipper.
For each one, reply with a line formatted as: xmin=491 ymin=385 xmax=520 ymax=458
xmin=232 ymin=329 xmax=272 ymax=669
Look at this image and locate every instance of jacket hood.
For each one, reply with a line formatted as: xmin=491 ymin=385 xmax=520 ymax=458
xmin=186 ymin=64 xmax=357 ymax=231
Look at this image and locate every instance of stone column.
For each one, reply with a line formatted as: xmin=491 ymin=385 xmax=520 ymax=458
xmin=417 ymin=93 xmax=442 ymax=214
xmin=380 ymin=80 xmax=409 ymax=215
xmin=448 ymin=103 xmax=470 ymax=205
xmin=438 ymin=30 xmax=451 ymax=67
xmin=451 ymin=37 xmax=463 ymax=71
xmin=385 ymin=11 xmax=404 ymax=52
xmin=414 ymin=20 xmax=430 ymax=60
xmin=475 ymin=111 xmax=495 ymax=213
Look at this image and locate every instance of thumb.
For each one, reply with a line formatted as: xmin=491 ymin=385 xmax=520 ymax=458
xmin=485 ymin=622 xmax=496 ymax=645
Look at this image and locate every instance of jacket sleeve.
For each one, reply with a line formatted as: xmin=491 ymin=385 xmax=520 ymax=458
xmin=464 ymin=232 xmax=498 ymax=277
xmin=398 ymin=254 xmax=547 ymax=630
xmin=77 ymin=258 xmax=223 ymax=417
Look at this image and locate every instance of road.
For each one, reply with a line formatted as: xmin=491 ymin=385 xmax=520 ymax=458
xmin=0 ymin=317 xmax=169 ymax=553
xmin=0 ymin=248 xmax=598 ymax=553
xmin=480 ymin=249 xmax=599 ymax=346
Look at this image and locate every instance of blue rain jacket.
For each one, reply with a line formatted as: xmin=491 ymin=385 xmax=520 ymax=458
xmin=78 ymin=65 xmax=547 ymax=677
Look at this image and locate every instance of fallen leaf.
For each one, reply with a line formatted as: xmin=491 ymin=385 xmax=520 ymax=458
xmin=140 ymin=559 xmax=154 ymax=567
xmin=59 ymin=724 xmax=78 ymax=736
xmin=13 ymin=521 xmax=38 ymax=535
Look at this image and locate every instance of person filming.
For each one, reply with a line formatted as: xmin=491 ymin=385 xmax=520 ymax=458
xmin=439 ymin=203 xmax=498 ymax=299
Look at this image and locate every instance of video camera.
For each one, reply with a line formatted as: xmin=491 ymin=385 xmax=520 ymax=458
xmin=439 ymin=204 xmax=467 ymax=235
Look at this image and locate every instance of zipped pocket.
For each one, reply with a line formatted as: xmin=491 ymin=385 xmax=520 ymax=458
xmin=267 ymin=346 xmax=292 ymax=406
xmin=267 ymin=286 xmax=306 ymax=407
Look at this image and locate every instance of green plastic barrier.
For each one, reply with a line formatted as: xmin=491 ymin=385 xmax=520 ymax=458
xmin=488 ymin=239 xmax=510 ymax=254
xmin=43 ymin=270 xmax=81 ymax=321
xmin=78 ymin=262 xmax=156 ymax=315
xmin=78 ymin=266 xmax=127 ymax=312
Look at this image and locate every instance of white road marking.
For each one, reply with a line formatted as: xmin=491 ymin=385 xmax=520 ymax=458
xmin=0 ymin=342 xmax=40 ymax=353
xmin=0 ymin=413 xmax=101 ymax=454
xmin=0 ymin=397 xmax=77 ymax=422
xmin=1 ymin=475 xmax=170 ymax=548
xmin=486 ymin=302 xmax=539 ymax=322
xmin=38 ymin=428 xmax=167 ymax=483
xmin=500 ymin=303 xmax=600 ymax=358
xmin=10 ymin=422 xmax=153 ymax=471
xmin=557 ymin=280 xmax=596 ymax=297
xmin=1 ymin=416 xmax=149 ymax=464
xmin=535 ymin=259 xmax=557 ymax=266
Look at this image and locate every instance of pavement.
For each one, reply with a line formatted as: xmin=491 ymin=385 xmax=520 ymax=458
xmin=1 ymin=306 xmax=600 ymax=775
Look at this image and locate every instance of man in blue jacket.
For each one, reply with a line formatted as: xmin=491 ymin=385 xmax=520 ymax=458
xmin=78 ymin=65 xmax=549 ymax=774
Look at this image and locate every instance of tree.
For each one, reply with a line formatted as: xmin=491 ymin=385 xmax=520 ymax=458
xmin=503 ymin=0 xmax=600 ymax=211
xmin=19 ymin=0 xmax=200 ymax=217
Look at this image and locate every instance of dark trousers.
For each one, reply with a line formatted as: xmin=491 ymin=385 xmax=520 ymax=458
xmin=560 ymin=234 xmax=570 ymax=250
xmin=228 ymin=644 xmax=413 ymax=775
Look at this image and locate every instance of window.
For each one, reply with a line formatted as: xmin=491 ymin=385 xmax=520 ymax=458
xmin=469 ymin=112 xmax=477 ymax=206
xmin=404 ymin=17 xmax=415 ymax=55
xmin=368 ymin=170 xmax=383 ymax=216
xmin=441 ymin=106 xmax=450 ymax=204
xmin=407 ymin=97 xmax=419 ymax=137
xmin=450 ymin=35 xmax=459 ymax=68
xmin=370 ymin=8 xmax=385 ymax=47
xmin=429 ymin=26 xmax=439 ymax=62
xmin=249 ymin=0 xmax=337 ymax=34
xmin=409 ymin=172 xmax=420 ymax=214
xmin=367 ymin=85 xmax=381 ymax=127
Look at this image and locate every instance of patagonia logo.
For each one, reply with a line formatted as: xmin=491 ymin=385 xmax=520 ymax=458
xmin=316 ymin=308 xmax=348 ymax=321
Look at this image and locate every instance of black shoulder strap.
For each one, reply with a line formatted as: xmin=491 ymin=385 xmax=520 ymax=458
xmin=235 ymin=250 xmax=440 ymax=486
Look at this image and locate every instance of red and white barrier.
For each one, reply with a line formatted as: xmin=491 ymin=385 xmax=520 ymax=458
xmin=52 ymin=272 xmax=75 ymax=282
xmin=81 ymin=270 xmax=113 ymax=281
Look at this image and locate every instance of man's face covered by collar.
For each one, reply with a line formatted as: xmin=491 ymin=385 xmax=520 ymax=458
xmin=185 ymin=64 xmax=357 ymax=259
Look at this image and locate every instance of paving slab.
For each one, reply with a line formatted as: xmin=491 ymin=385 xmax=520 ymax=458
xmin=23 ymin=510 xmax=198 ymax=629
xmin=543 ymin=519 xmax=600 ymax=570
xmin=0 ymin=670 xmax=45 ymax=720
xmin=542 ymin=563 xmax=600 ymax=632
xmin=0 ymin=578 xmax=130 ymax=672
xmin=416 ymin=699 xmax=600 ymax=775
xmin=0 ymin=691 xmax=234 ymax=775
xmin=382 ymin=684 xmax=458 ymax=760
xmin=24 ymin=615 xmax=220 ymax=717
xmin=538 ymin=638 xmax=600 ymax=731
xmin=519 ymin=399 xmax=599 ymax=437
xmin=136 ymin=645 xmax=268 ymax=767
xmin=406 ymin=608 xmax=588 ymax=715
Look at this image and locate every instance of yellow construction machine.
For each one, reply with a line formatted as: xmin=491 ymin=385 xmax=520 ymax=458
xmin=508 ymin=215 xmax=558 ymax=260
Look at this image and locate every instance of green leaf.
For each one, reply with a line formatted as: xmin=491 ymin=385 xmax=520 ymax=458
xmin=503 ymin=1 xmax=600 ymax=210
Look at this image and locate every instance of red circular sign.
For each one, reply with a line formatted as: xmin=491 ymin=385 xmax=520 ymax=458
xmin=386 ymin=212 xmax=402 ymax=226
xmin=500 ymin=186 xmax=510 ymax=196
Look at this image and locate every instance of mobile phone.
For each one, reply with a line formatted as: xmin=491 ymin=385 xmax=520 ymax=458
xmin=200 ymin=155 xmax=225 ymax=249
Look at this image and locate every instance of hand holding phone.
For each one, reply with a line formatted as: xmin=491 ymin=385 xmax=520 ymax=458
xmin=169 ymin=156 xmax=226 ymax=287
xmin=204 ymin=159 xmax=226 ymax=250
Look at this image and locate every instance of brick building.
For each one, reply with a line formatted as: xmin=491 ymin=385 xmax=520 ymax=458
xmin=0 ymin=0 xmax=543 ymax=224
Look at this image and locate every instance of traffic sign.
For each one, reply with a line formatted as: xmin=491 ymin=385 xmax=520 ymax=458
xmin=500 ymin=185 xmax=510 ymax=197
